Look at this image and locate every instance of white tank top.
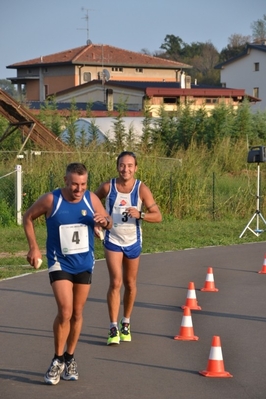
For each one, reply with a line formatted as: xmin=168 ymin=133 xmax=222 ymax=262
xmin=105 ymin=178 xmax=143 ymax=247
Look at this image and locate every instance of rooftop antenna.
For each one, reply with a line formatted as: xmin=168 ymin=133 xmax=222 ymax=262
xmin=77 ymin=7 xmax=95 ymax=45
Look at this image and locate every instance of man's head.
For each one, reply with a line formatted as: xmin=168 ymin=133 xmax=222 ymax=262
xmin=66 ymin=163 xmax=88 ymax=175
xmin=64 ymin=163 xmax=88 ymax=201
xmin=116 ymin=151 xmax=137 ymax=167
xmin=116 ymin=151 xmax=138 ymax=181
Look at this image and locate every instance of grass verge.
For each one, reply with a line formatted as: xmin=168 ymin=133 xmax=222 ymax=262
xmin=0 ymin=217 xmax=265 ymax=280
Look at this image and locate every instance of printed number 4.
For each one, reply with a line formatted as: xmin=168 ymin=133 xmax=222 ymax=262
xmin=72 ymin=231 xmax=80 ymax=244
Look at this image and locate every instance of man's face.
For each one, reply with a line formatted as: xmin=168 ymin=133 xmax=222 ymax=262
xmin=64 ymin=172 xmax=87 ymax=200
xmin=117 ymin=155 xmax=137 ymax=181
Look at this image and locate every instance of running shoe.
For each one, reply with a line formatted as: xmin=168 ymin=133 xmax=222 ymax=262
xmin=107 ymin=326 xmax=120 ymax=345
xmin=119 ymin=319 xmax=132 ymax=342
xmin=44 ymin=358 xmax=65 ymax=385
xmin=62 ymin=357 xmax=79 ymax=381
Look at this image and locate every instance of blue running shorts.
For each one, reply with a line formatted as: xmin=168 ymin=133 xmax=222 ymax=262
xmin=104 ymin=240 xmax=142 ymax=259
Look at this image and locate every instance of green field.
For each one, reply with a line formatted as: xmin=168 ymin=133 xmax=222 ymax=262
xmin=1 ymin=217 xmax=265 ymax=280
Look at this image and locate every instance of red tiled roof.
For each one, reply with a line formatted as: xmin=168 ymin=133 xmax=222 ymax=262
xmin=7 ymin=44 xmax=192 ymax=70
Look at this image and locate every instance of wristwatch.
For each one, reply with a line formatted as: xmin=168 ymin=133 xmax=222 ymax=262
xmin=139 ymin=211 xmax=145 ymax=220
xmin=104 ymin=217 xmax=111 ymax=228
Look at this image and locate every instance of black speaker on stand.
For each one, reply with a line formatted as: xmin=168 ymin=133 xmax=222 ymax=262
xmin=240 ymin=146 xmax=266 ymax=238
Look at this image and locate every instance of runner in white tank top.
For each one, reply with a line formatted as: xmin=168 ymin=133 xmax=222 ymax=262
xmin=95 ymin=151 xmax=162 ymax=345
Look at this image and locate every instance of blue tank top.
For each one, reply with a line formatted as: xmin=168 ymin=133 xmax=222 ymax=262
xmin=46 ymin=188 xmax=95 ymax=274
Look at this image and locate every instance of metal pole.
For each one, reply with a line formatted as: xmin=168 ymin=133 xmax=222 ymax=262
xmin=212 ymin=172 xmax=215 ymax=220
xmin=256 ymin=163 xmax=260 ymax=231
xmin=15 ymin=164 xmax=22 ymax=225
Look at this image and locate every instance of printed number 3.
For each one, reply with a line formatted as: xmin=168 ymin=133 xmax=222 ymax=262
xmin=72 ymin=231 xmax=80 ymax=244
xmin=122 ymin=211 xmax=128 ymax=222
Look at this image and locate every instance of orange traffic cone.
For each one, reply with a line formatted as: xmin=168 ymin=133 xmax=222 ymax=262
xmin=181 ymin=282 xmax=201 ymax=310
xmin=199 ymin=336 xmax=233 ymax=377
xmin=200 ymin=267 xmax=219 ymax=291
xmin=258 ymin=254 xmax=266 ymax=274
xmin=174 ymin=306 xmax=199 ymax=341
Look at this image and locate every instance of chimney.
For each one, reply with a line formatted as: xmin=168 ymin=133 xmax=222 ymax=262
xmin=185 ymin=75 xmax=191 ymax=89
xmin=180 ymin=71 xmax=185 ymax=88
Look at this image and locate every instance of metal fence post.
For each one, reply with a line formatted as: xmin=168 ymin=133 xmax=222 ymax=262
xmin=212 ymin=171 xmax=215 ymax=220
xmin=15 ymin=164 xmax=22 ymax=225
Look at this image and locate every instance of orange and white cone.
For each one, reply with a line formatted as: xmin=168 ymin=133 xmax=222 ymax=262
xmin=199 ymin=336 xmax=233 ymax=377
xmin=181 ymin=282 xmax=201 ymax=310
xmin=258 ymin=254 xmax=266 ymax=274
xmin=200 ymin=267 xmax=219 ymax=291
xmin=174 ymin=306 xmax=199 ymax=341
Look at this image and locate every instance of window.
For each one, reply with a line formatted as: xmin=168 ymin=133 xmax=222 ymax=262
xmin=163 ymin=97 xmax=177 ymax=104
xmin=83 ymin=72 xmax=91 ymax=82
xmin=254 ymin=62 xmax=260 ymax=71
xmin=205 ymin=98 xmax=218 ymax=104
xmin=253 ymin=87 xmax=259 ymax=98
xmin=111 ymin=67 xmax=123 ymax=72
xmin=136 ymin=68 xmax=143 ymax=73
xmin=27 ymin=69 xmax=32 ymax=74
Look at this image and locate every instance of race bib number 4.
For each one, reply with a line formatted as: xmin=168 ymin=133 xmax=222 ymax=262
xmin=59 ymin=224 xmax=89 ymax=255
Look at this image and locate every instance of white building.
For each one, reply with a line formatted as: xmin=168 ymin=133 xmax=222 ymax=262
xmin=215 ymin=43 xmax=266 ymax=112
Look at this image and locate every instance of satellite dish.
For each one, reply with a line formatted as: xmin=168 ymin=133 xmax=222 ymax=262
xmin=102 ymin=69 xmax=110 ymax=82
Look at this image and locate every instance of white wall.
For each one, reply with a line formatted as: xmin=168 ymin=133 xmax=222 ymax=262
xmin=220 ymin=48 xmax=266 ymax=112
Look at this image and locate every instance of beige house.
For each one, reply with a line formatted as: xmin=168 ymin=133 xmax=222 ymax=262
xmin=7 ymin=42 xmax=260 ymax=116
xmin=53 ymin=79 xmax=260 ymax=117
xmin=6 ymin=43 xmax=192 ymax=102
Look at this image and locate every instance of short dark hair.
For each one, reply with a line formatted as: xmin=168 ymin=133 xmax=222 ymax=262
xmin=116 ymin=151 xmax=137 ymax=167
xmin=66 ymin=163 xmax=87 ymax=175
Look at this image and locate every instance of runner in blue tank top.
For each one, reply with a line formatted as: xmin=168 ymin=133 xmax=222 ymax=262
xmin=95 ymin=151 xmax=162 ymax=345
xmin=23 ymin=163 xmax=112 ymax=385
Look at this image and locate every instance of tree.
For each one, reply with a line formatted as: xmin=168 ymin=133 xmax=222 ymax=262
xmin=37 ymin=96 xmax=62 ymax=137
xmin=160 ymin=35 xmax=184 ymax=61
xmin=176 ymin=104 xmax=196 ymax=150
xmin=232 ymin=99 xmax=253 ymax=141
xmin=140 ymin=48 xmax=152 ymax=56
xmin=64 ymin=99 xmax=79 ymax=147
xmin=158 ymin=37 xmax=220 ymax=85
xmin=228 ymin=33 xmax=251 ymax=48
xmin=140 ymin=102 xmax=154 ymax=152
xmin=207 ymin=102 xmax=235 ymax=147
xmin=219 ymin=34 xmax=250 ymax=63
xmin=251 ymin=14 xmax=266 ymax=43
xmin=151 ymin=105 xmax=179 ymax=156
xmin=187 ymin=42 xmax=220 ymax=85
xmin=0 ymin=79 xmax=18 ymax=98
xmin=111 ymin=99 xmax=128 ymax=152
xmin=87 ymin=119 xmax=99 ymax=144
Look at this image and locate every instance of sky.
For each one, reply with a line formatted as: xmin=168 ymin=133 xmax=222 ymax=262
xmin=0 ymin=0 xmax=265 ymax=80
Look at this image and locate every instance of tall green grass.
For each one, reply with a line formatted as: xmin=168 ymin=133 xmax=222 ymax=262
xmin=0 ymin=137 xmax=265 ymax=224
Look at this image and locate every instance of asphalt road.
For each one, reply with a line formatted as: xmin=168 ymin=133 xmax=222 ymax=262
xmin=1 ymin=241 xmax=266 ymax=399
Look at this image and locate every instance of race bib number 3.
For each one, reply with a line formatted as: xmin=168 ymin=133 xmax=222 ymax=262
xmin=59 ymin=224 xmax=89 ymax=255
xmin=112 ymin=206 xmax=136 ymax=226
